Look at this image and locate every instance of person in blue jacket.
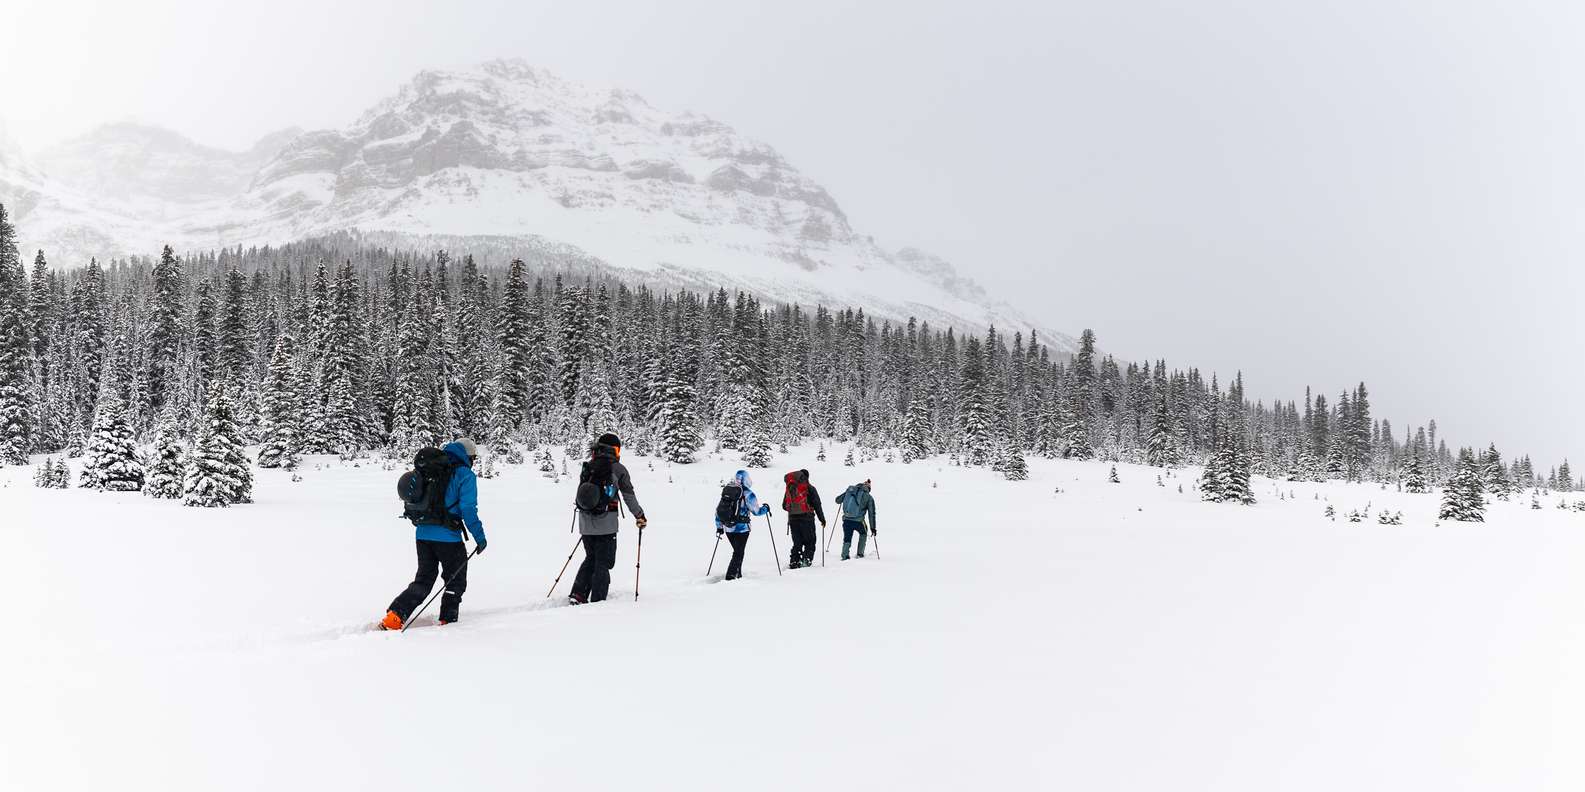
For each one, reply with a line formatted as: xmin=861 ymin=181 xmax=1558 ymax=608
xmin=382 ymin=438 xmax=488 ymax=629
xmin=716 ymin=469 xmax=772 ymax=581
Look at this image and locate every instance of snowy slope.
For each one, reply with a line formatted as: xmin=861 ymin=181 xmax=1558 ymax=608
xmin=6 ymin=451 xmax=1585 ymax=791
xmin=0 ymin=61 xmax=1072 ymax=349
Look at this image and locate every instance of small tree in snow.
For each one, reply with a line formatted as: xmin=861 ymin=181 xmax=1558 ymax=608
xmin=33 ymin=458 xmax=70 ymax=489
xmin=1438 ymin=448 xmax=1486 ymax=522
xmin=1000 ymin=442 xmax=1029 ymax=481
xmin=1108 ymin=465 xmax=1120 ymax=484
xmin=143 ymin=411 xmax=186 ymax=500
xmin=79 ymin=395 xmax=143 ymax=492
xmin=184 ymin=387 xmax=251 ymax=508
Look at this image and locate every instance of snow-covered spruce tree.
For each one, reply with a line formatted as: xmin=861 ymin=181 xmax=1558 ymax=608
xmin=143 ymin=410 xmax=186 ymax=500
xmin=1403 ymin=449 xmax=1431 ymax=494
xmin=79 ymin=394 xmax=143 ymax=491
xmin=902 ymin=394 xmax=933 ymax=461
xmin=739 ymin=408 xmax=773 ymax=468
xmin=1199 ymin=444 xmax=1229 ymax=502
xmin=0 ymin=203 xmax=31 ymax=467
xmin=1146 ymin=394 xmax=1175 ymax=468
xmin=184 ymin=387 xmax=250 ymax=508
xmin=656 ymin=374 xmax=701 ymax=464
xmin=1225 ymin=443 xmax=1256 ymax=504
xmin=999 ymin=441 xmax=1029 ymax=481
xmin=1481 ymin=443 xmax=1513 ymax=501
xmin=1108 ymin=464 xmax=1120 ymax=484
xmin=34 ymin=457 xmax=69 ymax=488
xmin=1438 ymin=448 xmax=1486 ymax=522
xmin=255 ymin=334 xmax=301 ymax=469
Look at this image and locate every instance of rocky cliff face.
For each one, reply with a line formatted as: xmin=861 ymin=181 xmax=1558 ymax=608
xmin=0 ymin=60 xmax=1073 ymax=351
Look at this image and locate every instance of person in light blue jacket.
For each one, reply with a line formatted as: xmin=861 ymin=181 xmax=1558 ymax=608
xmin=715 ymin=469 xmax=771 ymax=580
xmin=382 ymin=439 xmax=488 ymax=629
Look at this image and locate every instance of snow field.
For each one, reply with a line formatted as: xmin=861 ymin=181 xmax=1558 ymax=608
xmin=4 ymin=450 xmax=1585 ymax=791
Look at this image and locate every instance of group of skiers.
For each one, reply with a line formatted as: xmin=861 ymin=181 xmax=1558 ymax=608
xmin=378 ymin=434 xmax=878 ymax=630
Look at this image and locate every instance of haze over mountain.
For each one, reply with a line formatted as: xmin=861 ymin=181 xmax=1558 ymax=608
xmin=0 ymin=59 xmax=1073 ymax=351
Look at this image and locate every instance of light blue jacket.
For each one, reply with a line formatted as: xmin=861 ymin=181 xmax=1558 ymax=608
xmin=715 ymin=470 xmax=770 ymax=535
xmin=415 ymin=441 xmax=487 ymax=544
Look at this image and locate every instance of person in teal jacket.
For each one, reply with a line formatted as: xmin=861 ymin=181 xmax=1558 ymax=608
xmin=382 ymin=439 xmax=488 ymax=629
xmin=834 ymin=479 xmax=876 ymax=560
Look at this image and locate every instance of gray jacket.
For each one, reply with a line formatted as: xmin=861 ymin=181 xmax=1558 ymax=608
xmin=577 ymin=460 xmax=645 ymax=536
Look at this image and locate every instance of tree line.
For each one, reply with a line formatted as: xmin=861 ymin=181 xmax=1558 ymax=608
xmin=0 ymin=202 xmax=1576 ymax=508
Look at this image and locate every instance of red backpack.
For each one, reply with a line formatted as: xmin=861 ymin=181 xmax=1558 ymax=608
xmin=783 ymin=471 xmax=812 ymax=516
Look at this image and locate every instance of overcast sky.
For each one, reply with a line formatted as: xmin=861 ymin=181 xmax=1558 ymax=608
xmin=4 ymin=0 xmax=1581 ymax=465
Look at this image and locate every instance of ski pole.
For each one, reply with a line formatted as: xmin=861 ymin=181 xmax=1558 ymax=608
xmin=402 ymin=548 xmax=478 ymax=633
xmin=870 ymin=529 xmax=880 ymax=560
xmin=707 ymin=533 xmax=722 ymax=575
xmin=546 ymin=537 xmax=582 ymax=598
xmin=764 ymin=514 xmax=783 ymax=576
xmin=821 ymin=523 xmax=827 ymax=567
xmin=825 ymin=519 xmax=836 ymax=553
xmin=634 ymin=526 xmax=644 ymax=602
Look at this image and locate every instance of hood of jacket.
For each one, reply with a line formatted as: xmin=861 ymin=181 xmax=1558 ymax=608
xmin=443 ymin=441 xmax=474 ymax=468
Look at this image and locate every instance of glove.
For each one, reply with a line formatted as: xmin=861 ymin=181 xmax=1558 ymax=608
xmin=475 ymin=539 xmax=488 ymax=554
xmin=716 ymin=528 xmax=725 ymax=537
xmin=635 ymin=516 xmax=648 ymax=529
xmin=870 ymin=528 xmax=877 ymax=536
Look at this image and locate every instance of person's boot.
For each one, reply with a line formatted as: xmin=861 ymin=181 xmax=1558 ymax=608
xmin=380 ymin=610 xmax=403 ymax=631
xmin=841 ymin=541 xmax=851 ymax=561
xmin=568 ymin=592 xmax=588 ymax=605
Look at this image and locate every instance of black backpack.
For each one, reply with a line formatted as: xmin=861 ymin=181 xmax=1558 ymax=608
xmin=716 ymin=482 xmax=745 ymax=526
xmin=575 ymin=445 xmax=620 ymax=514
xmin=399 ymin=447 xmax=464 ymax=530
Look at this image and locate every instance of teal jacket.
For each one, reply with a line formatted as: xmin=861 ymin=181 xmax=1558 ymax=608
xmin=414 ymin=441 xmax=487 ymax=544
xmin=835 ymin=484 xmax=876 ymax=529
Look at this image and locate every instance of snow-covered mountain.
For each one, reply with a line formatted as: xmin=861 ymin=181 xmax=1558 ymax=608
xmin=0 ymin=60 xmax=1072 ymax=350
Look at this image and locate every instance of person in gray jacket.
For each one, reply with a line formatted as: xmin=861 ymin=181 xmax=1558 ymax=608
xmin=569 ymin=433 xmax=647 ymax=604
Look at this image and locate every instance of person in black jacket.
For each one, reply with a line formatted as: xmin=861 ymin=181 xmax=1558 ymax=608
xmin=569 ymin=433 xmax=647 ymax=604
xmin=781 ymin=469 xmax=826 ymax=568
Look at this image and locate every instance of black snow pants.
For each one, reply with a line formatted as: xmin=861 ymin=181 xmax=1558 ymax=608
xmin=724 ymin=531 xmax=750 ymax=580
xmin=388 ymin=539 xmax=470 ymax=623
xmin=571 ymin=533 xmax=619 ymax=602
xmin=788 ymin=515 xmax=818 ymax=568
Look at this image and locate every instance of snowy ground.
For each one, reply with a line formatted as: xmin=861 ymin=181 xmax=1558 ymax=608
xmin=4 ymin=448 xmax=1585 ymax=791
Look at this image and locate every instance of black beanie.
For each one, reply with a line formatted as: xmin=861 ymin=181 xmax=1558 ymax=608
xmin=597 ymin=433 xmax=622 ymax=448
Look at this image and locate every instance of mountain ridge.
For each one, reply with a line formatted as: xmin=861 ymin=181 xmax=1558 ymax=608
xmin=0 ymin=59 xmax=1074 ymax=352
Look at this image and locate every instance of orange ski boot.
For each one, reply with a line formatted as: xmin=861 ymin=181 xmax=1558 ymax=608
xmin=380 ymin=610 xmax=403 ymax=631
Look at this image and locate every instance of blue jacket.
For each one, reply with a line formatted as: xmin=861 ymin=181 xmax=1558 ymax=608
xmin=835 ymin=483 xmax=876 ymax=529
xmin=715 ymin=470 xmax=771 ymax=535
xmin=415 ymin=441 xmax=487 ymax=544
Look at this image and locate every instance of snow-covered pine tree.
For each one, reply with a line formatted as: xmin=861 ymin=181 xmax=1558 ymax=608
xmin=79 ymin=392 xmax=143 ymax=491
xmin=1438 ymin=448 xmax=1486 ymax=522
xmin=1403 ymin=447 xmax=1431 ymax=494
xmin=33 ymin=457 xmax=70 ymax=488
xmin=739 ymin=407 xmax=773 ymax=468
xmin=656 ymin=374 xmax=702 ymax=464
xmin=1225 ymin=442 xmax=1256 ymax=504
xmin=1481 ymin=443 xmax=1513 ymax=500
xmin=1146 ymin=392 xmax=1176 ymax=468
xmin=143 ymin=409 xmax=186 ymax=500
xmin=184 ymin=386 xmax=250 ymax=508
xmin=901 ymin=394 xmax=933 ymax=461
xmin=255 ymin=334 xmax=301 ymax=469
xmin=844 ymin=446 xmax=856 ymax=467
xmin=0 ymin=203 xmax=31 ymax=466
xmin=1108 ymin=464 xmax=1120 ymax=484
xmin=1199 ymin=444 xmax=1228 ymax=502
